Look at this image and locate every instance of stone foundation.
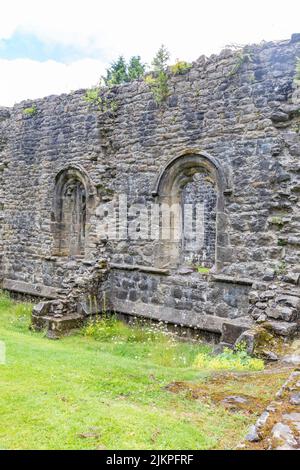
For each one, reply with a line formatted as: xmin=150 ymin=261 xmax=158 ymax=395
xmin=242 ymin=366 xmax=300 ymax=449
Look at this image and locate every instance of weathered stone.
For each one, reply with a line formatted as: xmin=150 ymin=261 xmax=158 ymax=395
xmin=32 ymin=301 xmax=52 ymax=317
xmin=256 ymin=411 xmax=270 ymax=430
xmin=261 ymin=290 xmax=275 ymax=300
xmin=290 ymin=393 xmax=300 ymax=405
xmin=270 ymin=110 xmax=289 ymax=123
xmin=234 ymin=330 xmax=256 ymax=355
xmin=264 ymin=321 xmax=298 ymax=337
xmin=282 ymin=273 xmax=300 ymax=285
xmin=2 ymin=279 xmax=58 ymax=299
xmin=283 ymin=412 xmax=300 ymax=427
xmin=266 ymin=306 xmax=297 ymax=322
xmin=275 ymin=295 xmax=300 ymax=310
xmin=262 ymin=269 xmax=275 ymax=282
xmin=282 ymin=355 xmax=300 ymax=366
xmin=271 ymin=422 xmax=297 ymax=449
xmin=248 ymin=291 xmax=259 ymax=304
xmin=261 ymin=350 xmax=278 ymax=361
xmin=290 ymin=33 xmax=300 ymax=43
xmin=222 ymin=396 xmax=248 ymax=404
xmin=245 ymin=425 xmax=261 ymax=442
xmin=221 ymin=318 xmax=253 ymax=345
xmin=256 ymin=313 xmax=267 ymax=323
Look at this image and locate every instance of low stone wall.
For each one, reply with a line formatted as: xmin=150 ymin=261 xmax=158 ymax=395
xmin=108 ymin=267 xmax=253 ymax=335
xmin=243 ymin=363 xmax=300 ymax=449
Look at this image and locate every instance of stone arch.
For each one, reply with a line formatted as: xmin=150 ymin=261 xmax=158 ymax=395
xmin=152 ymin=152 xmax=231 ymax=271
xmin=52 ymin=165 xmax=96 ymax=257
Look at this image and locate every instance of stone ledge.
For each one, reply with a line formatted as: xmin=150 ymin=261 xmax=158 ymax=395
xmin=110 ymin=263 xmax=170 ymax=276
xmin=2 ymin=279 xmax=59 ymax=299
xmin=211 ymin=274 xmax=254 ymax=286
xmin=31 ymin=313 xmax=84 ymax=339
xmin=111 ymin=298 xmax=228 ymax=334
xmin=221 ymin=317 xmax=254 ymax=344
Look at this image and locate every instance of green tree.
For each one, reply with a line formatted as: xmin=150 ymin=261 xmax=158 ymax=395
xmin=103 ymin=56 xmax=128 ymax=86
xmin=127 ymin=56 xmax=146 ymax=81
xmin=144 ymin=45 xmax=170 ymax=105
xmin=103 ymin=55 xmax=146 ymax=86
xmin=152 ymin=45 xmax=170 ymax=73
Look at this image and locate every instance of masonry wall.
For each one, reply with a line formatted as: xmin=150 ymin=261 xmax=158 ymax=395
xmin=0 ymin=36 xmax=300 ymax=336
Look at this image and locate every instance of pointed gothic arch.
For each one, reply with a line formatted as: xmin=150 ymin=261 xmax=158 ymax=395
xmin=52 ymin=165 xmax=96 ymax=257
xmin=152 ymin=152 xmax=231 ymax=271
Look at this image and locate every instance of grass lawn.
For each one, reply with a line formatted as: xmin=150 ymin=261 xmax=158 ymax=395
xmin=0 ymin=293 xmax=290 ymax=450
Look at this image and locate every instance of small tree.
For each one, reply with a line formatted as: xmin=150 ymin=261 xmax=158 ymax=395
xmin=103 ymin=56 xmax=128 ymax=86
xmin=144 ymin=45 xmax=170 ymax=105
xmin=127 ymin=56 xmax=146 ymax=81
xmin=152 ymin=45 xmax=170 ymax=73
xmin=103 ymin=55 xmax=146 ymax=86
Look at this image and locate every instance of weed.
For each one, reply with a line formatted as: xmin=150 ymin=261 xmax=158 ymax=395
xmin=84 ymin=88 xmax=118 ymax=113
xmin=23 ymin=106 xmax=37 ymax=117
xmin=275 ymin=261 xmax=287 ymax=276
xmin=228 ymin=48 xmax=253 ymax=77
xmin=196 ymin=266 xmax=210 ymax=274
xmin=194 ymin=345 xmax=264 ymax=372
xmin=270 ymin=216 xmax=285 ymax=227
xmin=170 ymin=60 xmax=192 ymax=76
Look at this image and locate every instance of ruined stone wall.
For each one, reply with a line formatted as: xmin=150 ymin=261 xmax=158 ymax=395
xmin=0 ymin=36 xmax=300 ymax=339
xmin=0 ymin=107 xmax=11 ymax=276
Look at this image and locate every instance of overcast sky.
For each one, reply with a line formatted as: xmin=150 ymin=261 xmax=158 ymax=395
xmin=0 ymin=0 xmax=299 ymax=106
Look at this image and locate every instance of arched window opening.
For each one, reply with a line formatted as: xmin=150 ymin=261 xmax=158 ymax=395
xmin=52 ymin=166 xmax=94 ymax=258
xmin=60 ymin=178 xmax=86 ymax=256
xmin=152 ymin=153 xmax=230 ymax=272
xmin=181 ymin=171 xmax=217 ymax=268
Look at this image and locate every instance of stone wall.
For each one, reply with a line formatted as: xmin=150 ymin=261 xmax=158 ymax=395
xmin=0 ymin=107 xmax=11 ymax=276
xmin=0 ymin=35 xmax=300 ymax=342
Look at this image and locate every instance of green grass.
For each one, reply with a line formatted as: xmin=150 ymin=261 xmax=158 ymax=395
xmin=0 ymin=293 xmax=288 ymax=450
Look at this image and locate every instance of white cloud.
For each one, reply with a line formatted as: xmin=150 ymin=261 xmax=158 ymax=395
xmin=0 ymin=58 xmax=106 ymax=106
xmin=1 ymin=0 xmax=300 ymax=61
xmin=0 ymin=0 xmax=300 ymax=105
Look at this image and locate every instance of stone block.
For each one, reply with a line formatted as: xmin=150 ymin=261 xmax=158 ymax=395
xmin=235 ymin=330 xmax=256 ymax=355
xmin=266 ymin=306 xmax=298 ymax=322
xmin=221 ymin=318 xmax=253 ymax=345
xmin=264 ymin=321 xmax=298 ymax=337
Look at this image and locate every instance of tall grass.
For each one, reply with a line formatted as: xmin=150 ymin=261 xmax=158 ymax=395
xmin=81 ymin=315 xmax=264 ymax=371
xmin=82 ymin=315 xmax=169 ymax=343
xmin=0 ymin=291 xmax=264 ymax=372
xmin=0 ymin=291 xmax=32 ymax=331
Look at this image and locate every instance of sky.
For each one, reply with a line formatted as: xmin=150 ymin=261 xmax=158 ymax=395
xmin=0 ymin=0 xmax=299 ymax=106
